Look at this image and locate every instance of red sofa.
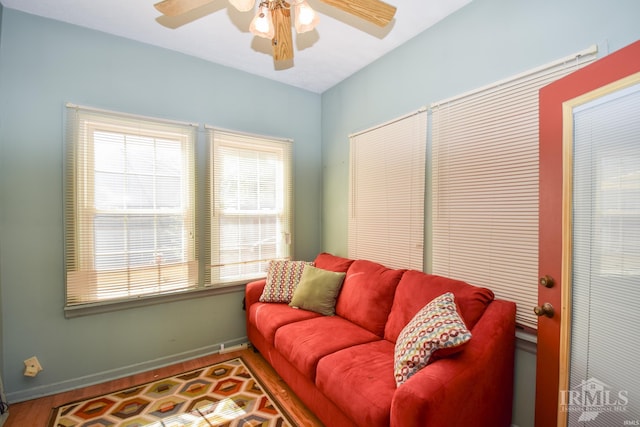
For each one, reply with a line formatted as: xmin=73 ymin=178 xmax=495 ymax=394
xmin=245 ymin=253 xmax=516 ymax=427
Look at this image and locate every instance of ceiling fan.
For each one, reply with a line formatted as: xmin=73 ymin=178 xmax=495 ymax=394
xmin=154 ymin=0 xmax=397 ymax=62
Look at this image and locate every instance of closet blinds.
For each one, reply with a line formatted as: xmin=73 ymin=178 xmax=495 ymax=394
xmin=431 ymin=47 xmax=597 ymax=329
xmin=348 ymin=109 xmax=427 ymax=270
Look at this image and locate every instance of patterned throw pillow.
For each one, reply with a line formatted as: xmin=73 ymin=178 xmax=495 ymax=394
xmin=259 ymin=260 xmax=313 ymax=303
xmin=394 ymin=292 xmax=472 ymax=386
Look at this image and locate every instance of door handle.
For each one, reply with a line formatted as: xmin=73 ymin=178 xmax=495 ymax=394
xmin=534 ymin=302 xmax=554 ymax=318
xmin=539 ymin=275 xmax=555 ymax=288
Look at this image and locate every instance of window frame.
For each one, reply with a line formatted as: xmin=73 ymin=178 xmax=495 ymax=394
xmin=64 ymin=104 xmax=202 ymax=317
xmin=206 ymin=128 xmax=293 ymax=287
xmin=65 ymin=108 xmax=295 ymax=317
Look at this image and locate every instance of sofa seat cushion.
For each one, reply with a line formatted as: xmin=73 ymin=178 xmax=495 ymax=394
xmin=316 ymin=340 xmax=396 ymax=427
xmin=335 ymin=260 xmax=405 ymax=337
xmin=274 ymin=316 xmax=380 ymax=381
xmin=385 ymin=270 xmax=494 ymax=342
xmin=249 ymin=302 xmax=322 ymax=344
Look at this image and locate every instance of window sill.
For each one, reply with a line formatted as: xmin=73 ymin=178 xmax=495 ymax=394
xmin=64 ymin=283 xmax=247 ymax=319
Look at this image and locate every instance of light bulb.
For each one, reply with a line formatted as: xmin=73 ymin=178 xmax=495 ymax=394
xmin=297 ymin=3 xmax=313 ymax=24
xmin=229 ymin=0 xmax=255 ymax=12
xmin=250 ymin=4 xmax=275 ymax=39
xmin=295 ymin=0 xmax=318 ymax=33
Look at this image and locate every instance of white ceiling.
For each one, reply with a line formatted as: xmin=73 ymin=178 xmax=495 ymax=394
xmin=1 ymin=0 xmax=471 ymax=93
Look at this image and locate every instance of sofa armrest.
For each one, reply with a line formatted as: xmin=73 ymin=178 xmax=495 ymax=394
xmin=245 ymin=279 xmax=266 ymax=326
xmin=390 ymin=299 xmax=516 ymax=427
xmin=246 ymin=279 xmax=267 ymax=307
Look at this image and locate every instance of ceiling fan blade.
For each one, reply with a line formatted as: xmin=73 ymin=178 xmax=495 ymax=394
xmin=320 ymin=0 xmax=396 ymax=27
xmin=272 ymin=6 xmax=294 ymax=61
xmin=154 ymin=0 xmax=215 ymax=16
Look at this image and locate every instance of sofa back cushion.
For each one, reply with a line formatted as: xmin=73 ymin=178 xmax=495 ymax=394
xmin=314 ymin=252 xmax=355 ymax=273
xmin=384 ymin=270 xmax=494 ymax=342
xmin=335 ymin=259 xmax=405 ymax=337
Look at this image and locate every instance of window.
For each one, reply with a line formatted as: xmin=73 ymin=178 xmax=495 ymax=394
xmin=64 ymin=108 xmax=294 ymax=316
xmin=573 ymin=82 xmax=640 ymax=279
xmin=594 ymin=155 xmax=640 ymax=276
xmin=430 ymin=46 xmax=597 ymax=329
xmin=65 ymin=105 xmax=197 ymax=310
xmin=348 ymin=109 xmax=427 ymax=270
xmin=207 ymin=128 xmax=293 ymax=285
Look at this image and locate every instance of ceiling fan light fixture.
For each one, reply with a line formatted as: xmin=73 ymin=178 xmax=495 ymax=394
xmin=294 ymin=0 xmax=319 ymax=33
xmin=249 ymin=2 xmax=275 ymax=39
xmin=155 ymin=0 xmax=397 ymax=64
xmin=229 ymin=0 xmax=256 ymax=12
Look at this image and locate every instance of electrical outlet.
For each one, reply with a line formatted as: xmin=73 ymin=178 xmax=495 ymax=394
xmin=24 ymin=356 xmax=43 ymax=377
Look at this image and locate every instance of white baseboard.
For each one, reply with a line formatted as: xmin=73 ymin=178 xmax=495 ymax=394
xmin=6 ymin=337 xmax=248 ymax=403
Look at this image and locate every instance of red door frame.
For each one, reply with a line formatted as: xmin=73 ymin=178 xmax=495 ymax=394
xmin=537 ymin=39 xmax=640 ymax=427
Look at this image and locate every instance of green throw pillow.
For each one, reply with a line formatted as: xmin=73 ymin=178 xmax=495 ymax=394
xmin=289 ymin=265 xmax=346 ymax=316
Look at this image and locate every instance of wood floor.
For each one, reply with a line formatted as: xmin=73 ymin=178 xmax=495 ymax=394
xmin=5 ymin=348 xmax=324 ymax=426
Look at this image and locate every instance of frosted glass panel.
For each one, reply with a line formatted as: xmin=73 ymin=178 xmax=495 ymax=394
xmin=568 ymin=82 xmax=640 ymax=425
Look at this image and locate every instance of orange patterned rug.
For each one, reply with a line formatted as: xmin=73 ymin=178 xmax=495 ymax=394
xmin=48 ymin=357 xmax=293 ymax=427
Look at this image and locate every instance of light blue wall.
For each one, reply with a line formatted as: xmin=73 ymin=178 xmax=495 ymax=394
xmin=320 ymin=1 xmax=640 ymax=426
xmin=322 ymin=0 xmax=640 ymax=256
xmin=2 ymin=0 xmax=640 ymax=422
xmin=0 ymin=9 xmax=321 ymax=401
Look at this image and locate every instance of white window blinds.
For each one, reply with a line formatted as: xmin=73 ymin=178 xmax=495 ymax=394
xmin=431 ymin=46 xmax=597 ymax=329
xmin=65 ymin=105 xmax=198 ymax=307
xmin=348 ymin=109 xmax=427 ymax=270
xmin=207 ymin=128 xmax=293 ymax=285
xmin=569 ymin=82 xmax=640 ymax=425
